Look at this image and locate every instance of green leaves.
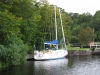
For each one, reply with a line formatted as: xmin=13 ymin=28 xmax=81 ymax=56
xmin=0 ymin=38 xmax=28 ymax=67
xmin=78 ymin=27 xmax=96 ymax=45
xmin=90 ymin=10 xmax=100 ymax=41
xmin=0 ymin=10 xmax=21 ymax=45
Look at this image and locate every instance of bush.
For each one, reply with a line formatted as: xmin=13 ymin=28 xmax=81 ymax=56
xmin=0 ymin=45 xmax=7 ymax=67
xmin=69 ymin=36 xmax=79 ymax=43
xmin=0 ymin=38 xmax=28 ymax=67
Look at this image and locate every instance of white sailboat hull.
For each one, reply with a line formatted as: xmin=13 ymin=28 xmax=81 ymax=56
xmin=34 ymin=50 xmax=68 ymax=60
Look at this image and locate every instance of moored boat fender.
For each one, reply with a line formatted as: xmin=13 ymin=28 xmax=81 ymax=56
xmin=48 ymin=50 xmax=52 ymax=53
xmin=42 ymin=50 xmax=46 ymax=54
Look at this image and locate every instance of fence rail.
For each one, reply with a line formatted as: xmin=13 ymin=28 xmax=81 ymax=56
xmin=90 ymin=43 xmax=100 ymax=48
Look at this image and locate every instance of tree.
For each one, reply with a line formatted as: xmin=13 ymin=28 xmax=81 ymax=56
xmin=90 ymin=10 xmax=100 ymax=41
xmin=9 ymin=0 xmax=41 ymax=46
xmin=72 ymin=26 xmax=83 ymax=37
xmin=0 ymin=0 xmax=29 ymax=67
xmin=78 ymin=27 xmax=96 ymax=47
xmin=0 ymin=10 xmax=21 ymax=45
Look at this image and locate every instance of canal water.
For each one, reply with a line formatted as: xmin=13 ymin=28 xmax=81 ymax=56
xmin=0 ymin=55 xmax=100 ymax=75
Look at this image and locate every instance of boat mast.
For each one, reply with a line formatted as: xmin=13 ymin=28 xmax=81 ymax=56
xmin=54 ymin=0 xmax=58 ymax=49
xmin=59 ymin=8 xmax=67 ymax=50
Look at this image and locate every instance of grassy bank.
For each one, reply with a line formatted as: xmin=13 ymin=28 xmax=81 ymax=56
xmin=67 ymin=46 xmax=90 ymax=50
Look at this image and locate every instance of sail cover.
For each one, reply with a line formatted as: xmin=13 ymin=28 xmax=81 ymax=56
xmin=44 ymin=40 xmax=58 ymax=45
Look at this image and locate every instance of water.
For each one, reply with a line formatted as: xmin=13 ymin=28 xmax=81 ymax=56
xmin=1 ymin=55 xmax=100 ymax=75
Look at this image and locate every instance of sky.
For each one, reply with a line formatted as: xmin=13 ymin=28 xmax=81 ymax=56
xmin=47 ymin=0 xmax=100 ymax=15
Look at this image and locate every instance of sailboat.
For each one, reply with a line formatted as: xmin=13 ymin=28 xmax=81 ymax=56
xmin=34 ymin=3 xmax=68 ymax=60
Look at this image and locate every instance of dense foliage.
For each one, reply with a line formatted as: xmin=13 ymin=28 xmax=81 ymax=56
xmin=0 ymin=38 xmax=28 ymax=67
xmin=0 ymin=0 xmax=100 ymax=68
xmin=78 ymin=27 xmax=96 ymax=47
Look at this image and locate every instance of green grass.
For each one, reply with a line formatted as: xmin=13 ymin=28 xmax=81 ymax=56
xmin=67 ymin=46 xmax=90 ymax=50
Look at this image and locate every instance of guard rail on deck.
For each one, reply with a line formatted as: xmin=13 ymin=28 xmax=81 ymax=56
xmin=90 ymin=43 xmax=100 ymax=48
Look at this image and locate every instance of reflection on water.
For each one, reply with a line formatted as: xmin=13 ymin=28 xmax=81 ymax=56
xmin=34 ymin=58 xmax=68 ymax=75
xmin=67 ymin=56 xmax=100 ymax=75
xmin=1 ymin=56 xmax=100 ymax=75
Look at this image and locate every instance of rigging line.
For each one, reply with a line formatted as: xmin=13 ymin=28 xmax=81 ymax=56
xmin=46 ymin=5 xmax=52 ymax=41
xmin=45 ymin=3 xmax=50 ymax=41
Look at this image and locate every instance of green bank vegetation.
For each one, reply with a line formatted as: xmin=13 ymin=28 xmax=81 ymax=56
xmin=0 ymin=0 xmax=100 ymax=68
xmin=68 ymin=46 xmax=90 ymax=50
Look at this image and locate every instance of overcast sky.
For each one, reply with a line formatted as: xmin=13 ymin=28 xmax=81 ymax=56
xmin=47 ymin=0 xmax=100 ymax=15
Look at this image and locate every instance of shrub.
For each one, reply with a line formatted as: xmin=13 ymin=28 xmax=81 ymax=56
xmin=0 ymin=38 xmax=28 ymax=67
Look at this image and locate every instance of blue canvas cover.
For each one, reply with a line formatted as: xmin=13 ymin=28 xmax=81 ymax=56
xmin=44 ymin=40 xmax=58 ymax=45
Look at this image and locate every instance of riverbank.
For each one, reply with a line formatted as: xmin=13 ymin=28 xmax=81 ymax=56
xmin=68 ymin=50 xmax=92 ymax=56
xmin=68 ymin=48 xmax=100 ymax=56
